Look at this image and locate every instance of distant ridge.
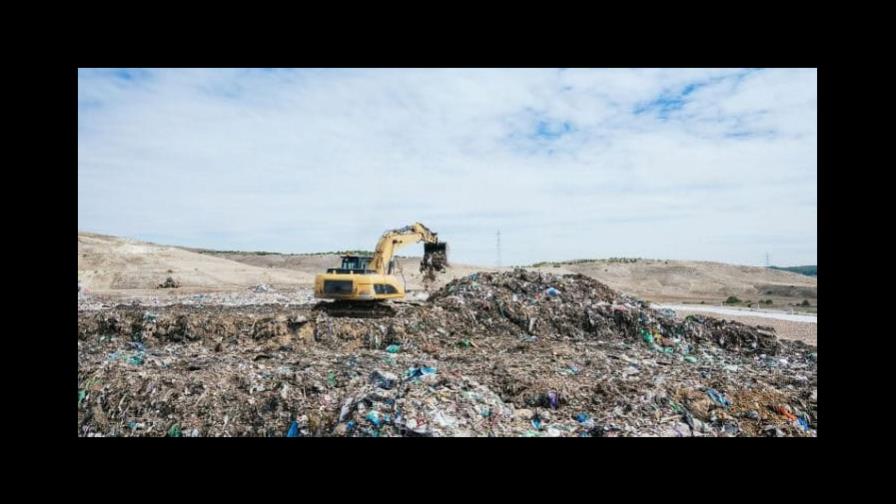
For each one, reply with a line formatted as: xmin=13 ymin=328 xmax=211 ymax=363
xmin=769 ymin=265 xmax=817 ymax=277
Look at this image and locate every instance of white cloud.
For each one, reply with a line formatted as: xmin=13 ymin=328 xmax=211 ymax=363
xmin=78 ymin=68 xmax=817 ymax=266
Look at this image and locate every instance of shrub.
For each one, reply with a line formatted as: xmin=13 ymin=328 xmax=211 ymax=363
xmin=724 ymin=296 xmax=741 ymax=305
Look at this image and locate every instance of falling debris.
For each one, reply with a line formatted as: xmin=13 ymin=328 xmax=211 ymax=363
xmin=421 ymin=242 xmax=448 ymax=288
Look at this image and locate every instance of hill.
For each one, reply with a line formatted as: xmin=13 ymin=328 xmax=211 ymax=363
xmin=769 ymin=265 xmax=817 ymax=277
xmin=529 ymin=258 xmax=816 ymax=307
xmin=77 ymin=232 xmax=314 ymax=294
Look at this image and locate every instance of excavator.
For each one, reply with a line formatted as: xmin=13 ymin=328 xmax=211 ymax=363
xmin=313 ymin=223 xmax=448 ymax=315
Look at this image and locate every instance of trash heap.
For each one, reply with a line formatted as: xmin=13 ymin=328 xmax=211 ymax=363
xmin=78 ymin=269 xmax=816 ymax=437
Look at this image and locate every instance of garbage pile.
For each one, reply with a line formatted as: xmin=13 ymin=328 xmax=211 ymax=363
xmin=78 ymin=269 xmax=816 ymax=437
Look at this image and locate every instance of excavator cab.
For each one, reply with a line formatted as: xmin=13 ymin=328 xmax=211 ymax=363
xmin=327 ymin=255 xmax=374 ymax=274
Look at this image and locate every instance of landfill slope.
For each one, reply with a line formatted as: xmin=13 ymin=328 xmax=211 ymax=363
xmin=78 ymin=270 xmax=816 ymax=437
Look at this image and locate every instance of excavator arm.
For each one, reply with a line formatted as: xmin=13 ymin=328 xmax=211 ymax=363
xmin=369 ymin=222 xmax=443 ymax=274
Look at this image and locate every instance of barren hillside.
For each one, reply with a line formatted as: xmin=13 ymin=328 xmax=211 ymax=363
xmin=79 ymin=232 xmax=817 ymax=308
xmin=77 ymin=232 xmax=314 ymax=294
xmin=530 ymin=259 xmax=816 ymax=306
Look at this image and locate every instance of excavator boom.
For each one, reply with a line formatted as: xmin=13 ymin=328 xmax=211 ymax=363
xmin=369 ymin=222 xmax=442 ymax=274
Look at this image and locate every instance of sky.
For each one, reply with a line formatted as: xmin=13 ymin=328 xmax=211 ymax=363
xmin=78 ymin=68 xmax=817 ymax=267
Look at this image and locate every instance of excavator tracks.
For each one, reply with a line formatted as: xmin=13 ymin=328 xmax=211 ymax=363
xmin=312 ymin=300 xmax=397 ymax=319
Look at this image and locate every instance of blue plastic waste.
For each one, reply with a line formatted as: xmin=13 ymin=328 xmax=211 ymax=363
xmin=287 ymin=420 xmax=300 ymax=437
xmin=796 ymin=415 xmax=810 ymax=431
xmin=706 ymin=388 xmax=732 ymax=408
xmin=531 ymin=417 xmax=543 ymax=430
xmin=546 ymin=287 xmax=560 ymax=298
xmin=366 ymin=411 xmax=382 ymax=427
xmin=575 ymin=413 xmax=589 ymax=423
xmin=385 ymin=344 xmax=401 ymax=353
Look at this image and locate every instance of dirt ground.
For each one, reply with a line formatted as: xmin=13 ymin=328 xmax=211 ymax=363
xmin=78 ymin=232 xmax=314 ymax=293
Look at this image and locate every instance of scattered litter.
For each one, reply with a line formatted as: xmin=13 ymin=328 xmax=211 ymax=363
xmin=531 ymin=416 xmax=543 ymax=430
xmin=772 ymin=405 xmax=798 ymax=422
xmin=406 ymin=366 xmax=437 ymax=379
xmin=370 ymin=370 xmax=399 ymax=390
xmin=546 ymin=391 xmax=560 ymax=409
xmin=706 ymin=388 xmax=731 ymax=408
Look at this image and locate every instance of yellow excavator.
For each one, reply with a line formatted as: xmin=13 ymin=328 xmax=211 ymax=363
xmin=314 ymin=223 xmax=448 ymax=306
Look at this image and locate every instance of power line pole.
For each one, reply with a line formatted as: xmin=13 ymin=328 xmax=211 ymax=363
xmin=765 ymin=252 xmax=770 ymax=267
xmin=496 ymin=230 xmax=502 ymax=269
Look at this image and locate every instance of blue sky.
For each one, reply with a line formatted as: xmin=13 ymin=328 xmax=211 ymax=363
xmin=78 ymin=68 xmax=817 ymax=266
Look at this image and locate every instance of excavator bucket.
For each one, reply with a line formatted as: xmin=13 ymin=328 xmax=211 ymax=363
xmin=422 ymin=242 xmax=448 ymax=272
